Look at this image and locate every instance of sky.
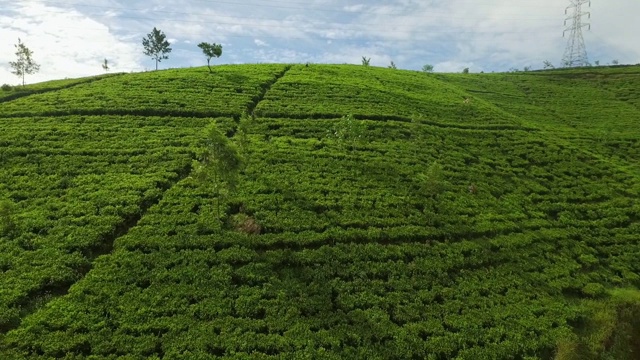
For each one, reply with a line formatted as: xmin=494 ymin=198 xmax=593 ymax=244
xmin=1 ymin=0 xmax=639 ymax=85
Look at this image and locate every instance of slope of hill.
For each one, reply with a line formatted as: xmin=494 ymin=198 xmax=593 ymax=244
xmin=1 ymin=64 xmax=640 ymax=359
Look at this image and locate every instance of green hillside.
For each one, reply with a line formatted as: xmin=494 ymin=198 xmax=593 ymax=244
xmin=1 ymin=64 xmax=640 ymax=359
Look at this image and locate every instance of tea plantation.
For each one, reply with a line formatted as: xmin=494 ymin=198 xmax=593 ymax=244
xmin=1 ymin=64 xmax=640 ymax=359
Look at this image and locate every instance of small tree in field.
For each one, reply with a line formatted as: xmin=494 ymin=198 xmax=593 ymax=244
xmin=142 ymin=27 xmax=172 ymax=70
xmin=197 ymin=42 xmax=223 ymax=72
xmin=9 ymin=38 xmax=40 ymax=86
xmin=102 ymin=58 xmax=110 ymax=72
xmin=462 ymin=67 xmax=469 ymax=74
xmin=328 ymin=114 xmax=366 ymax=152
xmin=361 ymin=57 xmax=371 ymax=66
xmin=388 ymin=61 xmax=397 ymax=69
xmin=193 ymin=125 xmax=243 ymax=226
xmin=417 ymin=162 xmax=444 ymax=198
xmin=422 ymin=64 xmax=434 ymax=73
xmin=543 ymin=60 xmax=554 ymax=69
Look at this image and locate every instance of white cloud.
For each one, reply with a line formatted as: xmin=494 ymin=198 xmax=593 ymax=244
xmin=1 ymin=0 xmax=639 ymax=84
xmin=343 ymin=4 xmax=365 ymax=13
xmin=254 ymin=39 xmax=268 ymax=47
xmin=0 ymin=1 xmax=141 ymax=85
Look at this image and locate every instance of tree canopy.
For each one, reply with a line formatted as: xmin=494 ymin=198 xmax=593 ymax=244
xmin=142 ymin=27 xmax=172 ymax=70
xmin=9 ymin=38 xmax=40 ymax=86
xmin=197 ymin=42 xmax=223 ymax=72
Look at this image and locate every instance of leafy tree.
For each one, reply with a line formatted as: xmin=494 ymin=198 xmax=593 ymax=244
xmin=361 ymin=57 xmax=371 ymax=66
xmin=388 ymin=61 xmax=397 ymax=69
xmin=197 ymin=42 xmax=223 ymax=72
xmin=543 ymin=60 xmax=554 ymax=69
xmin=101 ymin=58 xmax=109 ymax=72
xmin=193 ymin=125 xmax=243 ymax=225
xmin=612 ymin=59 xmax=619 ymax=65
xmin=594 ymin=60 xmax=600 ymax=66
xmin=142 ymin=27 xmax=172 ymax=70
xmin=523 ymin=66 xmax=532 ymax=72
xmin=422 ymin=64 xmax=434 ymax=73
xmin=462 ymin=67 xmax=469 ymax=74
xmin=417 ymin=161 xmax=445 ymax=198
xmin=9 ymin=38 xmax=40 ymax=86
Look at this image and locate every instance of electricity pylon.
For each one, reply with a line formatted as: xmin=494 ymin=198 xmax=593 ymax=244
xmin=562 ymin=0 xmax=591 ymax=67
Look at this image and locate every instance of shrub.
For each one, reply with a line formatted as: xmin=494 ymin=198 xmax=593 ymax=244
xmin=582 ymin=283 xmax=606 ymax=298
xmin=0 ymin=199 xmax=17 ymax=237
xmin=1 ymin=84 xmax=13 ymax=91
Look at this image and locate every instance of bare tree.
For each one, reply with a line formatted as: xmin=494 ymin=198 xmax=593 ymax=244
xmin=102 ymin=58 xmax=110 ymax=72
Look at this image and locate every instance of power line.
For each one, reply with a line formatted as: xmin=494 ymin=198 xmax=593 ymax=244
xmin=562 ymin=0 xmax=591 ymax=67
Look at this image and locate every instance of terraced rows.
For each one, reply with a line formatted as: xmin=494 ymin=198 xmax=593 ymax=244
xmin=0 ymin=65 xmax=290 ymax=336
xmin=0 ymin=65 xmax=289 ymax=118
xmin=2 ymin=64 xmax=640 ymax=359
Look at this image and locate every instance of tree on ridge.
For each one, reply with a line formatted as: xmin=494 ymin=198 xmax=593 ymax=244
xmin=198 ymin=42 xmax=223 ymax=72
xmin=9 ymin=38 xmax=40 ymax=86
xmin=142 ymin=27 xmax=172 ymax=70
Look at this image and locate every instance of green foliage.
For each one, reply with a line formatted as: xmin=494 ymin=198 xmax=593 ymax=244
xmin=9 ymin=38 xmax=40 ymax=86
xmin=2 ymin=63 xmax=640 ymax=359
xmin=0 ymin=199 xmax=17 ymax=237
xmin=416 ymin=161 xmax=445 ymax=198
xmin=462 ymin=67 xmax=470 ymax=74
xmin=327 ymin=114 xmax=366 ymax=151
xmin=197 ymin=42 xmax=223 ymax=72
xmin=1 ymin=84 xmax=13 ymax=91
xmin=388 ymin=61 xmax=397 ymax=69
xmin=142 ymin=27 xmax=172 ymax=70
xmin=254 ymin=65 xmax=519 ymax=127
xmin=361 ymin=56 xmax=371 ymax=66
xmin=422 ymin=64 xmax=434 ymax=73
xmin=555 ymin=289 xmax=640 ymax=360
xmin=193 ymin=124 xmax=243 ymax=224
xmin=0 ymin=65 xmax=290 ymax=117
xmin=582 ymin=283 xmax=606 ymax=298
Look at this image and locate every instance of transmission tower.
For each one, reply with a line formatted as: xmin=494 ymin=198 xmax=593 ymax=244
xmin=562 ymin=0 xmax=591 ymax=67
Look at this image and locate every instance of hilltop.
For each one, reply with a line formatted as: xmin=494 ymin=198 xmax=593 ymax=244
xmin=1 ymin=64 xmax=640 ymax=359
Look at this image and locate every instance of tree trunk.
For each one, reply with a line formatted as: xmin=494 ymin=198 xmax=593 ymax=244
xmin=207 ymin=59 xmax=211 ymax=73
xmin=155 ymin=58 xmax=158 ymax=71
xmin=22 ymin=72 xmax=25 ymax=87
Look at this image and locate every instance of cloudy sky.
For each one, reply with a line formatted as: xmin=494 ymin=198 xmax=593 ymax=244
xmin=1 ymin=0 xmax=638 ymax=85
